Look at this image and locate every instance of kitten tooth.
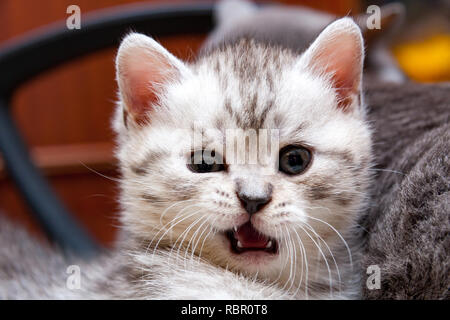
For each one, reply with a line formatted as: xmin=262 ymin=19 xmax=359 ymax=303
xmin=233 ymin=226 xmax=237 ymax=232
xmin=237 ymin=241 xmax=243 ymax=248
xmin=266 ymin=241 xmax=273 ymax=248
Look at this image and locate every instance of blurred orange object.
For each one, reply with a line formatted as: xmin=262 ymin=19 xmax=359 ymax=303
xmin=393 ymin=34 xmax=450 ymax=83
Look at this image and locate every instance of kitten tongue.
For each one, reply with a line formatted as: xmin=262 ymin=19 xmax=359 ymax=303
xmin=234 ymin=222 xmax=269 ymax=248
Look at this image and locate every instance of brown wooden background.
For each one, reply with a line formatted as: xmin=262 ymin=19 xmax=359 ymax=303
xmin=0 ymin=0 xmax=359 ymax=246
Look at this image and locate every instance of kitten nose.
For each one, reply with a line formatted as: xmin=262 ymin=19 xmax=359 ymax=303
xmin=238 ymin=194 xmax=272 ymax=215
xmin=235 ymin=179 xmax=273 ymax=215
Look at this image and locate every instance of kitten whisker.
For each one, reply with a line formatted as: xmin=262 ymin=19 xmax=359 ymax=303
xmin=159 ymin=199 xmax=203 ymax=226
xmin=289 ymin=225 xmax=299 ymax=297
xmin=184 ymin=215 xmax=211 ymax=266
xmin=190 ymin=216 xmax=215 ymax=263
xmin=292 ymin=229 xmax=305 ymax=298
xmin=286 ymin=225 xmax=298 ymax=295
xmin=307 ymin=216 xmax=353 ymax=271
xmin=79 ymin=162 xmax=121 ymax=183
xmin=309 ymin=207 xmax=369 ymax=233
xmin=303 ymin=221 xmax=342 ymax=294
xmin=368 ymin=168 xmax=405 ymax=175
xmin=298 ymin=225 xmax=333 ymax=297
xmin=280 ymin=225 xmax=295 ymax=293
xmin=197 ymin=216 xmax=219 ymax=264
xmin=292 ymin=227 xmax=309 ymax=299
xmin=169 ymin=212 xmax=206 ymax=263
xmin=146 ymin=203 xmax=200 ymax=253
xmin=270 ymin=225 xmax=286 ymax=285
xmin=149 ymin=204 xmax=204 ymax=259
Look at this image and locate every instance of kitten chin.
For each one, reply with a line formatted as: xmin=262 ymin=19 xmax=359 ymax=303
xmin=113 ymin=17 xmax=372 ymax=299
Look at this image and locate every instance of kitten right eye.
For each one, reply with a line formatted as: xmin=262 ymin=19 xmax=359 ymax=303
xmin=188 ymin=150 xmax=225 ymax=173
xmin=279 ymin=145 xmax=312 ymax=175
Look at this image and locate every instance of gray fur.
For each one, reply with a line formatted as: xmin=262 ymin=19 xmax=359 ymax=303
xmin=361 ymin=82 xmax=450 ymax=299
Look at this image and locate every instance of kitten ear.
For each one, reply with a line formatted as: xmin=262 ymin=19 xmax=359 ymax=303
xmin=116 ymin=33 xmax=188 ymax=126
xmin=301 ymin=18 xmax=364 ymax=111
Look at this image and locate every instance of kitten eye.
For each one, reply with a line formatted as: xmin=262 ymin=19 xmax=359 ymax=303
xmin=279 ymin=145 xmax=312 ymax=175
xmin=188 ymin=150 xmax=225 ymax=173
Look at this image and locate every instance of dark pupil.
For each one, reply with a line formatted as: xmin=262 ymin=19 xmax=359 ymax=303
xmin=288 ymin=150 xmax=303 ymax=171
xmin=197 ymin=161 xmax=213 ymax=172
xmin=288 ymin=152 xmax=303 ymax=169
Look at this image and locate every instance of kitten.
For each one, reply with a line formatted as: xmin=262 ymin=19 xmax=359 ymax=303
xmin=0 ymin=17 xmax=371 ymax=299
xmin=112 ymin=16 xmax=371 ymax=299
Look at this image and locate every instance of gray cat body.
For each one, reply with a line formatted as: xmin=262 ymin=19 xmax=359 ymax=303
xmin=362 ymin=82 xmax=449 ymax=299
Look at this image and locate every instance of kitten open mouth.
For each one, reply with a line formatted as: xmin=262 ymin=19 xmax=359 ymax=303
xmin=226 ymin=222 xmax=278 ymax=254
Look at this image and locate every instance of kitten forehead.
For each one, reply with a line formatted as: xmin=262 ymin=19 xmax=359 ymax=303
xmin=192 ymin=39 xmax=296 ymax=130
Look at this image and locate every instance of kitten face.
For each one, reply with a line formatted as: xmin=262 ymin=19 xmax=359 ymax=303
xmin=115 ymin=18 xmax=372 ymax=288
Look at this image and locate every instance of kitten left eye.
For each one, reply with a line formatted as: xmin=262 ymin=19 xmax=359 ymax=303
xmin=188 ymin=150 xmax=225 ymax=173
xmin=279 ymin=145 xmax=312 ymax=175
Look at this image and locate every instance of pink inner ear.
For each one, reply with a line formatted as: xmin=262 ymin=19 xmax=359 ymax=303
xmin=309 ymin=31 xmax=363 ymax=111
xmin=324 ymin=39 xmax=360 ymax=110
xmin=118 ymin=47 xmax=176 ymax=125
